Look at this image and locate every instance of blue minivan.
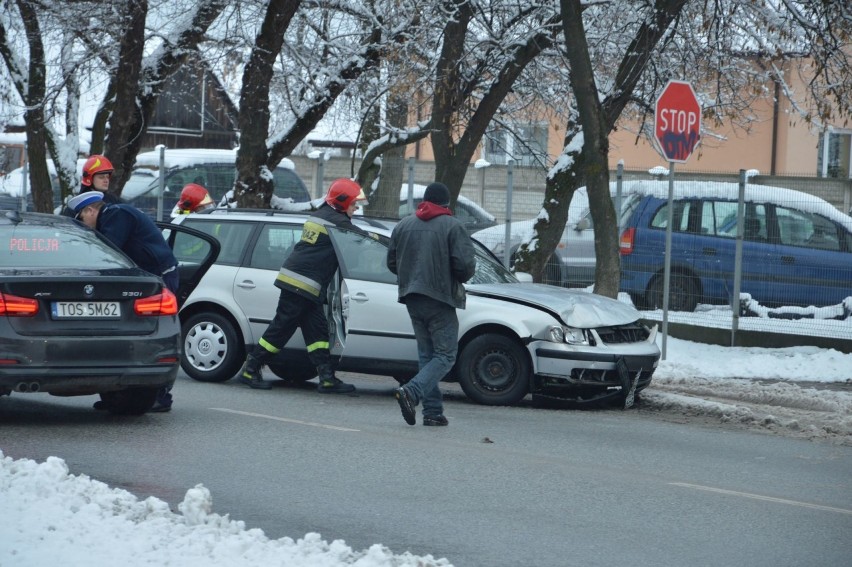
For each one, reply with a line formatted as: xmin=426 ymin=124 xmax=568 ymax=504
xmin=618 ymin=181 xmax=852 ymax=311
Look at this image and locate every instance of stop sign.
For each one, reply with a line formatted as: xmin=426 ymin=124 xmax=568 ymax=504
xmin=654 ymin=80 xmax=701 ymax=163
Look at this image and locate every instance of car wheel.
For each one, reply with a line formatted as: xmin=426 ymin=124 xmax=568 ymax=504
xmin=457 ymin=334 xmax=530 ymax=405
xmin=268 ymin=364 xmax=316 ymax=383
xmin=181 ymin=312 xmax=244 ymax=383
xmin=645 ymin=273 xmax=698 ymax=312
xmin=99 ymin=387 xmax=158 ymax=415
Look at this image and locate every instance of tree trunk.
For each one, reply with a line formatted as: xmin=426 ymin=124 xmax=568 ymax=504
xmin=103 ymin=0 xmax=147 ymax=199
xmin=234 ymin=0 xmax=301 ymax=208
xmin=15 ymin=0 xmax=52 ymax=212
xmin=560 ymin=0 xmax=618 ymax=297
xmin=370 ymin=93 xmax=409 ymax=218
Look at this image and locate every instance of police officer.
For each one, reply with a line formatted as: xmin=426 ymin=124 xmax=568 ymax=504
xmin=67 ymin=191 xmax=179 ymax=412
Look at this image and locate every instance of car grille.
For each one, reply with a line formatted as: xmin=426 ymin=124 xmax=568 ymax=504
xmin=591 ymin=323 xmax=650 ymax=345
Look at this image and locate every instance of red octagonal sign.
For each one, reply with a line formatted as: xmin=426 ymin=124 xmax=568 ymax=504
xmin=654 ymin=80 xmax=701 ymax=163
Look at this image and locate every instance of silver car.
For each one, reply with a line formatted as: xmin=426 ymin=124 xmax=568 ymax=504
xmin=473 ymin=186 xmax=640 ymax=287
xmin=172 ymin=209 xmax=660 ymax=406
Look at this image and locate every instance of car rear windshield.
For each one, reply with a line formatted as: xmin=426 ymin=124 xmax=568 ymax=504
xmin=0 ymin=222 xmax=134 ymax=269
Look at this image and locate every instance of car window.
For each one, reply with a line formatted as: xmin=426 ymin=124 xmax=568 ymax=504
xmin=330 ymin=228 xmax=398 ymax=284
xmin=250 ymin=224 xmax=302 ymax=270
xmin=776 ymin=206 xmax=841 ymax=251
xmin=181 ymin=219 xmax=255 ymax=265
xmin=715 ymin=203 xmax=768 ymax=241
xmin=650 ymin=200 xmax=694 ymax=231
xmin=1 ymin=222 xmax=133 ymax=269
xmin=468 ymin=243 xmax=518 ymax=284
xmin=271 ymin=168 xmax=310 ymax=202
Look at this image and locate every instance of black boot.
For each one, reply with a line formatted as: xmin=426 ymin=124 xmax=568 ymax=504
xmin=238 ymin=354 xmax=272 ymax=390
xmin=316 ymin=364 xmax=355 ymax=394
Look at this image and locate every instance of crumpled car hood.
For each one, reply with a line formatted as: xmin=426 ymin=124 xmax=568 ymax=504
xmin=467 ymin=283 xmax=642 ymax=328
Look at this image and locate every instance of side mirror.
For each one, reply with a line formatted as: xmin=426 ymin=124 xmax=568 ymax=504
xmin=514 ymin=272 xmax=534 ymax=283
xmin=575 ymin=217 xmax=591 ymax=231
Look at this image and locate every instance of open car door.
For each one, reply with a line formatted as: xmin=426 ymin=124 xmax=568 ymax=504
xmin=157 ymin=221 xmax=220 ymax=309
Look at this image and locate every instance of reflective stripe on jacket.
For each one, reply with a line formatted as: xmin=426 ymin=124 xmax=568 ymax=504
xmin=273 ymin=204 xmax=364 ymax=302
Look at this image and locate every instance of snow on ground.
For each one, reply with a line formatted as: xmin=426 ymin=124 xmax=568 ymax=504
xmin=644 ymin=338 xmax=852 ymax=444
xmin=2 ymin=337 xmax=851 ymax=566
xmin=0 ymin=452 xmax=451 ymax=566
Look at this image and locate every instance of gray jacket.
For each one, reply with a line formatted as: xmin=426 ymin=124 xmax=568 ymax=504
xmin=387 ymin=207 xmax=476 ymax=309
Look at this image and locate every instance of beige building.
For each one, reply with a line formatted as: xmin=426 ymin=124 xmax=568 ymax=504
xmin=401 ymin=65 xmax=849 ymax=180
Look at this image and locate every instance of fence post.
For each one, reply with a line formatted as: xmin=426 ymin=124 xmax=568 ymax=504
xmin=731 ymin=169 xmax=747 ymax=346
xmin=616 ymin=161 xmax=623 ymax=231
xmin=19 ymin=141 xmax=27 ymax=212
xmin=661 ymin=162 xmax=676 ymax=360
xmin=314 ymin=153 xmax=326 ymax=199
xmin=157 ymin=145 xmax=166 ymax=221
xmin=406 ymin=157 xmax=415 ymax=211
xmin=503 ymin=159 xmax=514 ymax=270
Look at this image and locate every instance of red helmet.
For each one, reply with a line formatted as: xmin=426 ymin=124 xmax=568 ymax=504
xmin=81 ymin=155 xmax=114 ymax=187
xmin=178 ymin=183 xmax=215 ymax=213
xmin=325 ymin=178 xmax=367 ymax=211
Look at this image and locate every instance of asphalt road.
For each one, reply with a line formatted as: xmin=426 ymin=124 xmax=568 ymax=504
xmin=2 ymin=372 xmax=851 ymax=567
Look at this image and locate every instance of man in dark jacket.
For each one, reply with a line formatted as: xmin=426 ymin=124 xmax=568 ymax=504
xmin=237 ymin=179 xmax=368 ymax=394
xmin=387 ymin=182 xmax=476 ymax=426
xmin=68 ymin=191 xmax=179 ymax=412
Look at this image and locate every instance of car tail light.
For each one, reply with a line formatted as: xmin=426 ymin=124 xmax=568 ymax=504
xmin=619 ymin=227 xmax=636 ymax=255
xmin=0 ymin=292 xmax=39 ymax=316
xmin=134 ymin=288 xmax=179 ymax=316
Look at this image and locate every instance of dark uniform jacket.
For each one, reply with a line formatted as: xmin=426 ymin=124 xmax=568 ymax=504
xmin=60 ymin=186 xmax=123 ymax=218
xmin=274 ymin=204 xmax=366 ymax=303
xmin=96 ymin=202 xmax=178 ymax=278
xmin=387 ymin=201 xmax=476 ymax=309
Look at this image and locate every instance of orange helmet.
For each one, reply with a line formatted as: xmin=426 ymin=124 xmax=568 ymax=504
xmin=81 ymin=155 xmax=114 ymax=187
xmin=325 ymin=178 xmax=367 ymax=211
xmin=178 ymin=183 xmax=215 ymax=213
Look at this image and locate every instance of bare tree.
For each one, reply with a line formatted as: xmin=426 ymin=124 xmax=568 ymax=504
xmin=514 ymin=0 xmax=852 ymax=297
xmin=229 ymin=1 xmax=419 ymax=208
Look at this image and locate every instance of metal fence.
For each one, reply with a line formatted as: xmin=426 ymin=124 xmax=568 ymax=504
xmin=291 ymin=156 xmax=852 ymax=346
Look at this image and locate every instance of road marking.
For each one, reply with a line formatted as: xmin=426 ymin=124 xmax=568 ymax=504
xmin=211 ymin=408 xmax=360 ymax=432
xmin=670 ymin=482 xmax=852 ymax=515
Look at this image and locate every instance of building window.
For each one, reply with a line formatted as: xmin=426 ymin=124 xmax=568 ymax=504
xmin=484 ymin=123 xmax=548 ymax=166
xmin=818 ymin=131 xmax=851 ymax=178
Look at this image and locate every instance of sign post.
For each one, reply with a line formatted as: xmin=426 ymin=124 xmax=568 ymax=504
xmin=654 ymin=80 xmax=701 ymax=360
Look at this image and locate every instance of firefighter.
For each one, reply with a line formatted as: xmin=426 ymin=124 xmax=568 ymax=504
xmin=237 ymin=178 xmax=369 ymax=393
xmin=177 ymin=183 xmax=216 ymax=214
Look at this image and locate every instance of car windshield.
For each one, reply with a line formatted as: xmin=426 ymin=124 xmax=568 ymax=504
xmin=0 ymin=220 xmax=133 ymax=269
xmin=329 ymin=227 xmax=518 ymax=285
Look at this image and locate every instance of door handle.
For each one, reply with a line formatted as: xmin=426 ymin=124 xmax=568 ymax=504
xmin=702 ymin=247 xmax=716 ymax=256
xmin=236 ymin=281 xmax=257 ymax=289
xmin=780 ymin=256 xmax=795 ymax=264
xmin=351 ymin=292 xmax=369 ymax=303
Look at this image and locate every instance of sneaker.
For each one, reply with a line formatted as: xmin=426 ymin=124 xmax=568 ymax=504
xmin=423 ymin=415 xmax=448 ymax=427
xmin=317 ymin=377 xmax=356 ymax=394
xmin=238 ymin=361 xmax=272 ymax=390
xmin=395 ymin=387 xmax=416 ymax=425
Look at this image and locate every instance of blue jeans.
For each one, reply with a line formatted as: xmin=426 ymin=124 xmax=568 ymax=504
xmin=402 ymin=294 xmax=459 ymax=417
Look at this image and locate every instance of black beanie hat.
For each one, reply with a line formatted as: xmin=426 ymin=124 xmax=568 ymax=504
xmin=423 ymin=182 xmax=450 ymax=206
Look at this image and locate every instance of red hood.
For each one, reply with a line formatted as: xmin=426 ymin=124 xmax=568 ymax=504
xmin=415 ymin=201 xmax=453 ymax=220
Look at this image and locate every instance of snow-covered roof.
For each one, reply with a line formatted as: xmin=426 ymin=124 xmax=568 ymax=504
xmin=133 ymin=148 xmax=296 ymax=171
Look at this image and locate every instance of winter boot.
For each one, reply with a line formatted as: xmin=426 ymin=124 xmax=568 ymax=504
xmin=238 ymin=354 xmax=272 ymax=390
xmin=316 ymin=364 xmax=356 ymax=394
